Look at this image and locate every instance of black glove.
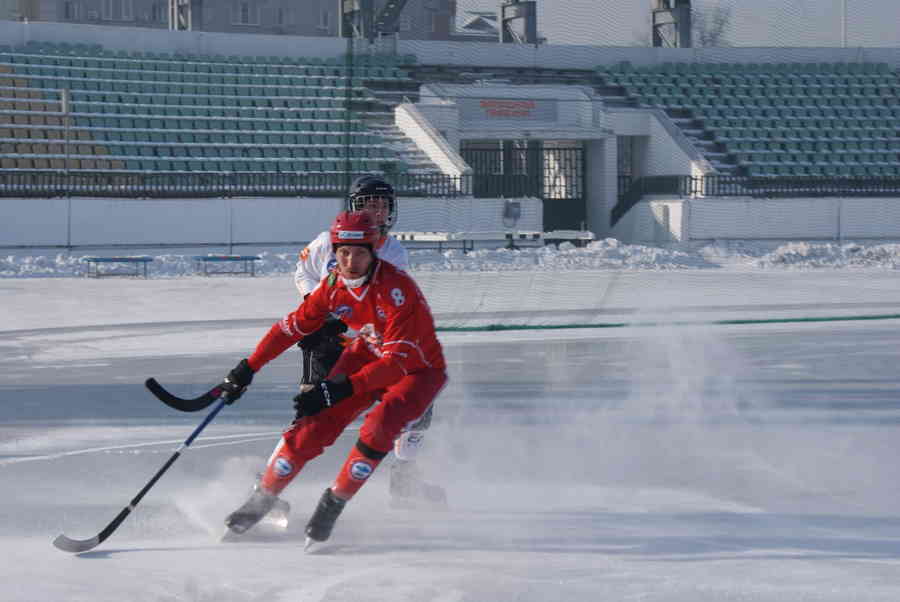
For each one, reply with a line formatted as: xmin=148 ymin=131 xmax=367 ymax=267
xmin=293 ymin=374 xmax=354 ymax=418
xmin=222 ymin=359 xmax=254 ymax=404
xmin=299 ymin=315 xmax=349 ymax=351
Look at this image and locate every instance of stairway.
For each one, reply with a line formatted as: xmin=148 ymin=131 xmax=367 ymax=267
xmin=366 ymin=121 xmax=443 ymax=174
xmin=592 ymin=75 xmax=739 ymax=175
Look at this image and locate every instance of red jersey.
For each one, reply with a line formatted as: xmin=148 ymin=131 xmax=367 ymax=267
xmin=247 ymin=260 xmax=446 ymax=394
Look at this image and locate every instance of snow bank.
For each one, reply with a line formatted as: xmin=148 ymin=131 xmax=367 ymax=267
xmin=4 ymin=239 xmax=900 ymax=278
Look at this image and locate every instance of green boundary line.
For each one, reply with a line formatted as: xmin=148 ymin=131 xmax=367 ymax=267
xmin=436 ymin=313 xmax=900 ymax=332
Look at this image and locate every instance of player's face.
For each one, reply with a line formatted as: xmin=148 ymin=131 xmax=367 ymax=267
xmin=335 ymin=245 xmax=374 ymax=280
xmin=354 ymin=196 xmax=390 ymax=230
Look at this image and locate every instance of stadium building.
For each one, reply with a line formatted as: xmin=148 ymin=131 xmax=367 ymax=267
xmin=1 ymin=0 xmax=899 ymax=250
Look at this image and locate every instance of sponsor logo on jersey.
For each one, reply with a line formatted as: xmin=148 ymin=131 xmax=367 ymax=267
xmin=274 ymin=457 xmax=294 ymax=478
xmin=376 ymin=306 xmax=386 ymax=321
xmin=335 ymin=305 xmax=353 ymax=318
xmin=299 ymin=247 xmax=310 ymax=262
xmin=326 ymin=258 xmax=337 ymax=272
xmin=349 ymin=460 xmax=374 ymax=481
xmin=359 ymin=323 xmax=383 ymax=347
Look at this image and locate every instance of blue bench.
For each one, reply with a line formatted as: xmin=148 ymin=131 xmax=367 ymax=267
xmin=192 ymin=254 xmax=262 ymax=276
xmin=82 ymin=256 xmax=153 ymax=278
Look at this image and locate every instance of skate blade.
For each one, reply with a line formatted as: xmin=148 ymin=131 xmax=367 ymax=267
xmin=220 ymin=512 xmax=290 ymax=543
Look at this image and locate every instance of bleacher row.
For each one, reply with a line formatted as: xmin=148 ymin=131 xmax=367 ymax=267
xmin=598 ymin=61 xmax=900 ymax=177
xmin=0 ymin=41 xmax=418 ymax=173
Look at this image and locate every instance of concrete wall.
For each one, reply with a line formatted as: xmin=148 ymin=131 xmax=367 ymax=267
xmin=2 ymin=20 xmax=898 ymax=68
xmin=0 ymin=0 xmax=16 ymax=21
xmin=0 ymin=19 xmax=348 ymax=59
xmin=610 ymin=197 xmax=686 ymax=243
xmin=614 ymin=196 xmax=900 ymax=243
xmin=841 ymin=199 xmax=900 ymax=239
xmin=0 ymin=195 xmax=543 ymax=248
xmin=582 ymin=135 xmax=618 ymax=238
xmin=419 ymin=83 xmax=607 ymax=141
xmin=399 ymin=40 xmax=900 ymax=70
xmin=608 ymin=109 xmax=711 ymax=177
xmin=412 ymin=101 xmax=462 ymax=153
xmin=687 ymin=198 xmax=838 ymax=240
xmin=5 ymin=0 xmax=459 ymax=40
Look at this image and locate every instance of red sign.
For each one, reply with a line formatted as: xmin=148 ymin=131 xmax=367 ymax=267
xmin=479 ymin=99 xmax=537 ymax=118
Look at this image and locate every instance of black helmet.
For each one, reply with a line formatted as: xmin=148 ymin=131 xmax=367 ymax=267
xmin=347 ymin=175 xmax=396 ymax=233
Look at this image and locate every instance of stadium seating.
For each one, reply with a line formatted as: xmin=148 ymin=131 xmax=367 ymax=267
xmin=0 ymin=41 xmax=418 ymax=173
xmin=597 ymin=60 xmax=900 ymax=177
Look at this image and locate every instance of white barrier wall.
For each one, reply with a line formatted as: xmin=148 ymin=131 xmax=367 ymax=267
xmin=841 ymin=199 xmax=900 ymax=238
xmin=687 ymin=198 xmax=839 ymax=240
xmin=0 ymin=196 xmax=543 ymax=248
xmin=616 ymin=196 xmax=900 ymax=243
xmin=610 ymin=198 xmax=686 ymax=243
xmin=0 ymin=198 xmax=70 ymax=246
xmin=70 ymin=199 xmax=231 ymax=246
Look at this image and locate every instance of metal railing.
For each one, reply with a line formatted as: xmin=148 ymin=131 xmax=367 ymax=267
xmin=0 ymin=171 xmax=473 ymax=199
xmin=612 ymin=174 xmax=900 ymax=227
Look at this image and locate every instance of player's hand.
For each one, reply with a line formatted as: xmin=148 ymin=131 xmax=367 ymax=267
xmin=293 ymin=374 xmax=353 ymax=418
xmin=299 ymin=315 xmax=349 ymax=351
xmin=222 ymin=359 xmax=254 ymax=404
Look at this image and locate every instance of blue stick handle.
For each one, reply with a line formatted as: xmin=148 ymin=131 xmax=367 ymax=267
xmin=184 ymin=399 xmax=227 ymax=448
xmin=53 ymin=393 xmax=229 ymax=552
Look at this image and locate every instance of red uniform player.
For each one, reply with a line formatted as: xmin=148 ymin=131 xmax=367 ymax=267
xmin=220 ymin=210 xmax=447 ymax=547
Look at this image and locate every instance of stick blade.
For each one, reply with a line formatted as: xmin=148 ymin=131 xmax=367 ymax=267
xmin=145 ymin=378 xmax=221 ymax=412
xmin=53 ymin=533 xmax=100 ymax=554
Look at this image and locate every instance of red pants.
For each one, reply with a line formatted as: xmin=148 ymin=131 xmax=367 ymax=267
xmin=260 ymin=341 xmax=446 ymax=499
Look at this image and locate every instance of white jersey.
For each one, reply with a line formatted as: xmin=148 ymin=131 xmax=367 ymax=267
xmin=293 ymin=230 xmax=409 ymax=297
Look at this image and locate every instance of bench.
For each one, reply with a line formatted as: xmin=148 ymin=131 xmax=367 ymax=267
xmin=192 ymin=254 xmax=261 ymax=276
xmin=543 ymin=230 xmax=596 ymax=248
xmin=393 ymin=231 xmax=544 ymax=252
xmin=393 ymin=232 xmax=477 ymax=252
xmin=82 ymin=256 xmax=153 ymax=278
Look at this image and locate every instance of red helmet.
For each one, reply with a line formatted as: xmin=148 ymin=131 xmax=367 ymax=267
xmin=330 ymin=210 xmax=380 ymax=249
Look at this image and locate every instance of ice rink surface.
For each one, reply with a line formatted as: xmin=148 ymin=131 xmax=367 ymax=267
xmin=3 ymin=270 xmax=900 ymax=601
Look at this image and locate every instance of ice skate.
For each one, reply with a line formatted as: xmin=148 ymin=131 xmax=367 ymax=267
xmin=389 ymin=460 xmax=447 ymax=509
xmin=304 ymin=488 xmax=347 ymax=550
xmin=223 ymin=484 xmax=290 ymax=538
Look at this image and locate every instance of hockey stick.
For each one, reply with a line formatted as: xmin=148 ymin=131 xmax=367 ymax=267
xmin=53 ymin=396 xmax=227 ymax=553
xmin=145 ymin=377 xmax=224 ymax=412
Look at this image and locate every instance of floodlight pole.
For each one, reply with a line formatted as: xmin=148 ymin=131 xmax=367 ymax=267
xmin=61 ymin=88 xmax=72 ymax=249
xmin=61 ymin=88 xmax=70 ymax=176
xmin=841 ymin=0 xmax=847 ymax=48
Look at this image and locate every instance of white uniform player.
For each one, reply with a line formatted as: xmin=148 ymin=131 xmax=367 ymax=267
xmin=292 ymin=175 xmax=444 ymax=507
xmin=294 ymin=230 xmax=409 ymax=297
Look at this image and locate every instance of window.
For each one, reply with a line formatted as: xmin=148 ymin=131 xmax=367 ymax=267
xmin=399 ymin=15 xmax=412 ymax=31
xmin=151 ymin=1 xmax=165 ymax=23
xmin=276 ymin=6 xmax=292 ymax=26
xmin=101 ymin=0 xmax=133 ymax=21
xmin=232 ymin=1 xmax=259 ymax=25
xmin=317 ymin=8 xmax=330 ymax=30
xmin=64 ymin=1 xmax=81 ymax=20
